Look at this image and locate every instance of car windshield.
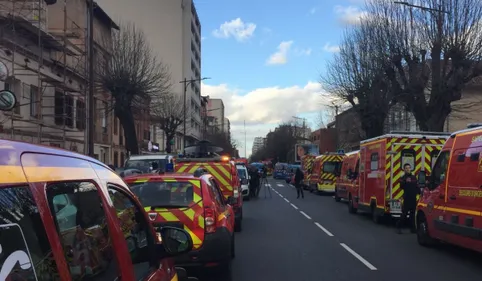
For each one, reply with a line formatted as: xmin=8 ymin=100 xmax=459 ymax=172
xmin=129 ymin=181 xmax=197 ymax=208
xmin=125 ymin=159 xmax=168 ymax=173
xmin=237 ymin=168 xmax=247 ymax=179
xmin=323 ymin=162 xmax=342 ymax=174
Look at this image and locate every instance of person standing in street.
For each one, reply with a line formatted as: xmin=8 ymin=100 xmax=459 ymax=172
xmin=294 ymin=167 xmax=305 ymax=199
xmin=396 ymin=163 xmax=419 ymax=234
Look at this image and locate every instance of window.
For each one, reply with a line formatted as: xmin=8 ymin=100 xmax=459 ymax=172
xmin=101 ymin=101 xmax=107 ymax=132
xmin=237 ymin=168 xmax=247 ymax=179
xmin=430 ymin=149 xmax=440 ymax=169
xmin=54 ymin=91 xmax=64 ymax=125
xmin=107 ymin=185 xmax=158 ymax=279
xmin=46 ymin=181 xmax=118 ymax=280
xmin=129 ymin=181 xmax=195 ymax=207
xmin=120 ymin=152 xmax=125 ymax=166
xmin=370 ymin=153 xmax=379 ymax=171
xmin=430 ymin=151 xmax=450 ymax=189
xmin=65 ymin=95 xmax=74 ymax=128
xmin=30 ymin=85 xmax=39 ymax=118
xmin=113 ymin=151 xmax=119 ymax=167
xmin=323 ymin=161 xmax=342 ymax=174
xmin=401 ymin=149 xmax=416 ymax=170
xmin=76 ymin=99 xmax=86 ymax=130
xmin=0 ymin=185 xmax=61 ymax=280
xmin=209 ymin=179 xmax=225 ymax=206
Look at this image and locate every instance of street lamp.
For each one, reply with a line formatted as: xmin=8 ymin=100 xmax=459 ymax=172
xmin=180 ymin=77 xmax=211 ymax=154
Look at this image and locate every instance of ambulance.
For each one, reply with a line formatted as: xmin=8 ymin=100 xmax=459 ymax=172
xmin=416 ymin=124 xmax=482 ymax=252
xmin=353 ymin=131 xmax=449 ymax=223
xmin=309 ymin=152 xmax=344 ymax=193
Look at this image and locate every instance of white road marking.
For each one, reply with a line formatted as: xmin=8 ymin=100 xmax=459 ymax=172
xmin=290 ymin=203 xmax=298 ymax=210
xmin=340 ymin=243 xmax=377 ymax=270
xmin=284 ymin=198 xmax=290 ymax=203
xmin=277 ymin=184 xmax=284 ymax=187
xmin=300 ymin=211 xmax=311 ymax=220
xmin=314 ymin=222 xmax=334 ymax=237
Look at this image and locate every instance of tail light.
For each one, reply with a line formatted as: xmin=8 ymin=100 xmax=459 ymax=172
xmin=205 ymin=206 xmax=217 ymax=233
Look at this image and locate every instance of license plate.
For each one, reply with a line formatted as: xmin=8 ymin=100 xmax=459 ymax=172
xmin=390 ymin=201 xmax=401 ymax=212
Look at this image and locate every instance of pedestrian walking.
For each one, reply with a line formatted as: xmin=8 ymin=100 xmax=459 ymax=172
xmin=396 ymin=163 xmax=419 ymax=234
xmin=294 ymin=167 xmax=304 ymax=199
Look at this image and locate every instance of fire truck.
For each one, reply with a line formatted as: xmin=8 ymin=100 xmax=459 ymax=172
xmin=351 ymin=131 xmax=449 ymax=223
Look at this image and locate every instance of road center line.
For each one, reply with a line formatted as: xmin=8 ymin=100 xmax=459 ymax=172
xmin=284 ymin=198 xmax=289 ymax=203
xmin=277 ymin=184 xmax=284 ymax=187
xmin=300 ymin=211 xmax=311 ymax=220
xmin=290 ymin=203 xmax=298 ymax=210
xmin=314 ymin=222 xmax=334 ymax=237
xmin=340 ymin=243 xmax=377 ymax=270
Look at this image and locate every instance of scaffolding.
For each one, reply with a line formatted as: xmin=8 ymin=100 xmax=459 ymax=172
xmin=0 ymin=0 xmax=88 ymax=152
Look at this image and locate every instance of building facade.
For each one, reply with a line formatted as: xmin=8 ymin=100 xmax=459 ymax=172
xmin=252 ymin=137 xmax=264 ymax=154
xmin=207 ymin=98 xmax=225 ymax=132
xmin=224 ymin=117 xmax=230 ymax=137
xmin=97 ymin=0 xmax=203 ymax=149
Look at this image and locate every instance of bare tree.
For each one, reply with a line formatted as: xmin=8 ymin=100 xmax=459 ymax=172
xmin=205 ymin=131 xmax=237 ymax=156
xmin=96 ymin=22 xmax=172 ymax=154
xmin=151 ymin=93 xmax=188 ymax=153
xmin=321 ymin=21 xmax=394 ymax=138
xmin=366 ymin=0 xmax=482 ymax=131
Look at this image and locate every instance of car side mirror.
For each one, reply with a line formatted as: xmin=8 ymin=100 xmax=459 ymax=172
xmin=227 ymin=196 xmax=237 ymax=205
xmin=158 ymin=226 xmax=193 ymax=256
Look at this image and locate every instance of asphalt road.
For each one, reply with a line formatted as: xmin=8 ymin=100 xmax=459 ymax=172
xmin=219 ymin=178 xmax=482 ymax=281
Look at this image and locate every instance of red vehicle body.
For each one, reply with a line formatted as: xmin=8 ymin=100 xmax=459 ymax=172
xmin=0 ymin=140 xmax=192 ymax=281
xmin=335 ymin=150 xmax=360 ymax=203
xmin=353 ymin=132 xmax=448 ymax=222
xmin=174 ymin=158 xmax=243 ymax=232
xmin=235 ymin=158 xmax=248 ymax=166
xmin=124 ymin=172 xmax=235 ymax=277
xmin=301 ymin=155 xmax=316 ymax=190
xmin=416 ymin=125 xmax=482 ymax=252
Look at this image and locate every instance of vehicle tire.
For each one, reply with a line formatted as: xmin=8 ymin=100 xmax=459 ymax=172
xmin=371 ymin=206 xmax=381 ymax=224
xmin=334 ymin=190 xmax=341 ymax=202
xmin=218 ymin=261 xmax=233 ymax=281
xmin=235 ymin=218 xmax=242 ymax=232
xmin=348 ymin=195 xmax=357 ymax=214
xmin=231 ymin=234 xmax=235 ymax=259
xmin=417 ymin=215 xmax=436 ymax=247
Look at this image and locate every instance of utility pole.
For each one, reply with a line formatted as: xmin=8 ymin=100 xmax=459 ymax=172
xmin=87 ymin=0 xmax=95 ymax=156
xmin=179 ymin=77 xmax=210 ymax=155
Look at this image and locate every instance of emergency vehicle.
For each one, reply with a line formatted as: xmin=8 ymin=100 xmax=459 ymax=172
xmin=124 ymin=170 xmax=235 ymax=279
xmin=301 ymin=155 xmax=316 ymax=190
xmin=309 ymin=152 xmax=344 ymax=194
xmin=0 ymin=139 xmax=194 ymax=281
xmin=335 ymin=150 xmax=360 ymax=203
xmin=174 ymin=142 xmax=243 ymax=232
xmin=273 ymin=162 xmax=289 ymax=179
xmin=353 ymin=131 xmax=449 ymax=223
xmin=416 ymin=124 xmax=482 ymax=252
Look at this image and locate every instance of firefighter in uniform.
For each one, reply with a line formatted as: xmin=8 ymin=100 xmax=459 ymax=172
xmin=396 ymin=163 xmax=419 ymax=234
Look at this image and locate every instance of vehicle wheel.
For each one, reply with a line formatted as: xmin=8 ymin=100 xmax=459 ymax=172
xmin=334 ymin=190 xmax=341 ymax=202
xmin=417 ymin=215 xmax=436 ymax=247
xmin=231 ymin=235 xmax=236 ymax=259
xmin=348 ymin=195 xmax=357 ymax=214
xmin=371 ymin=206 xmax=381 ymax=224
xmin=235 ymin=218 xmax=242 ymax=232
xmin=218 ymin=261 xmax=233 ymax=281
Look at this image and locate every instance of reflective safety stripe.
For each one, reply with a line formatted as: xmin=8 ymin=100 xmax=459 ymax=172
xmin=385 ymin=137 xmax=445 ymax=201
xmin=175 ymin=162 xmax=234 ymax=198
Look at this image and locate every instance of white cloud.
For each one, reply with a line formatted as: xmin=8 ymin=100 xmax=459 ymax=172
xmin=294 ymin=47 xmax=312 ymax=56
xmin=334 ymin=5 xmax=368 ymax=25
xmin=323 ymin=43 xmax=340 ymax=53
xmin=212 ymin=18 xmax=256 ymax=42
xmin=201 ymin=82 xmax=335 ymax=157
xmin=266 ymin=41 xmax=293 ymax=65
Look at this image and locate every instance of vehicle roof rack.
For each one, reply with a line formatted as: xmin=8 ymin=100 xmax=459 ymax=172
xmin=389 ymin=130 xmax=451 ymax=136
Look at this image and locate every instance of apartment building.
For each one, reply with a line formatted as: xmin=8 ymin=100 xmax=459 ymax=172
xmin=97 ymin=0 xmax=204 ymax=149
xmin=252 ymin=137 xmax=264 ymax=154
xmin=207 ymin=98 xmax=225 ymax=133
xmin=0 ymin=0 xmax=117 ymax=162
xmin=224 ymin=117 xmax=230 ymax=138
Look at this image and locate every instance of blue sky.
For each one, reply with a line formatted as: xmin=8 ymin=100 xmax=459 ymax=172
xmin=196 ymin=0 xmax=365 ymax=157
